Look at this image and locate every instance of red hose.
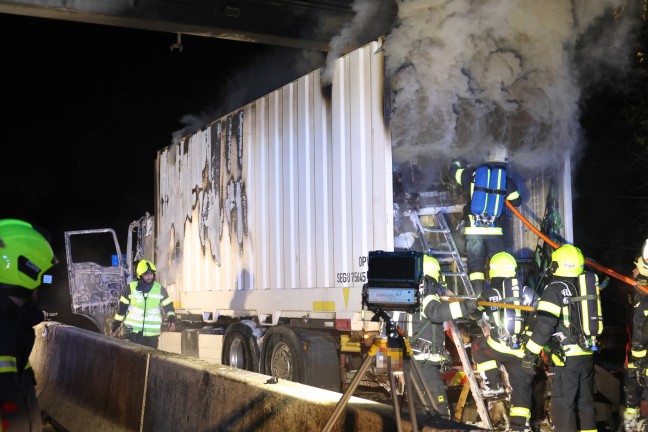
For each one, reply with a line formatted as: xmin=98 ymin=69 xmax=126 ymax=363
xmin=505 ymin=200 xmax=645 ymax=293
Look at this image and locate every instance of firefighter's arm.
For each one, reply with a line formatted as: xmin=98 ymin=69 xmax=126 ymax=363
xmin=505 ymin=177 xmax=522 ymax=207
xmin=523 ymin=285 xmax=561 ymax=365
xmin=111 ymin=286 xmax=131 ymax=336
xmin=631 ymin=298 xmax=648 ymax=362
xmin=423 ymin=293 xmax=475 ymax=323
xmin=160 ymin=286 xmax=177 ymax=332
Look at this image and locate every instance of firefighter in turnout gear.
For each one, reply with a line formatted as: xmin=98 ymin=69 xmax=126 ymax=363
xmin=409 ymin=254 xmax=477 ymax=420
xmin=111 ymin=260 xmax=176 ymax=348
xmin=523 ymin=244 xmax=602 ymax=432
xmin=0 ymin=219 xmax=58 ymax=432
xmin=620 ymin=239 xmax=648 ymax=432
xmin=470 ymin=252 xmax=538 ymax=431
xmin=449 ymin=145 xmax=522 ymax=294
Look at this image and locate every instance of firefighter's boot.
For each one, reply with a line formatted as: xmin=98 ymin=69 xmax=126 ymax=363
xmin=622 ymin=407 xmax=640 ymax=432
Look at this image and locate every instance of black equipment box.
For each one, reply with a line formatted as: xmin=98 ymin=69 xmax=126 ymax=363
xmin=363 ymin=250 xmax=423 ymax=312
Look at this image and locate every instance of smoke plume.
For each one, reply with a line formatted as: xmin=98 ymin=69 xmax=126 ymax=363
xmin=383 ymin=0 xmax=637 ymax=174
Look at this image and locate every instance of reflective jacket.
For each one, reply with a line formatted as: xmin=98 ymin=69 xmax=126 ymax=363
xmin=449 ymin=161 xmax=521 ymax=235
xmin=629 ymin=291 xmax=648 ymax=369
xmin=409 ymin=276 xmax=470 ymax=363
xmin=525 ymin=276 xmax=594 ymax=365
xmin=113 ymin=281 xmax=176 ymax=336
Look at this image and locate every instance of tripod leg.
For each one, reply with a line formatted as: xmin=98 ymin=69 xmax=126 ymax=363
xmin=409 ymin=358 xmax=445 ymax=417
xmin=388 ymin=363 xmax=404 ymax=432
xmin=402 ymin=361 xmax=419 ymax=432
xmin=322 ymin=353 xmax=374 ymax=432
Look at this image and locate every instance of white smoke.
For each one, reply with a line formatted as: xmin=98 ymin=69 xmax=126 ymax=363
xmin=383 ymin=0 xmax=636 ymax=172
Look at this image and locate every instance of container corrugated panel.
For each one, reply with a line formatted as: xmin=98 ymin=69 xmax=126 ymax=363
xmin=155 ymin=41 xmax=392 ymax=318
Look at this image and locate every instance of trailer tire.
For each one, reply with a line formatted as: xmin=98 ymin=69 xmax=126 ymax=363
xmin=261 ymin=325 xmax=341 ymax=391
xmin=222 ymin=322 xmax=260 ymax=373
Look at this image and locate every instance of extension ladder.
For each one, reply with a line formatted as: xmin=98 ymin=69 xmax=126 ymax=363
xmin=408 ymin=209 xmax=493 ymax=429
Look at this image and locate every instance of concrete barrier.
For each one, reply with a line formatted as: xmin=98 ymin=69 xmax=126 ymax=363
xmin=30 ymin=323 xmax=480 ymax=432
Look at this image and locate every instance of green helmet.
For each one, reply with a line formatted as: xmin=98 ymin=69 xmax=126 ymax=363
xmin=0 ymin=219 xmax=57 ymax=290
xmin=551 ymin=244 xmax=585 ymax=277
xmin=136 ymin=259 xmax=157 ymax=278
xmin=423 ymin=254 xmax=441 ymax=281
xmin=489 ymin=252 xmax=517 ymax=278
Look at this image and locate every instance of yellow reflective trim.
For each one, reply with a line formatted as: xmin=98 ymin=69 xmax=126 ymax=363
xmin=476 ymin=359 xmax=499 ymax=373
xmin=421 ymin=294 xmax=440 ymax=319
xmin=119 ymin=295 xmax=130 ymax=305
xmin=632 ymin=349 xmax=647 ymax=358
xmin=464 ymin=226 xmax=503 ymax=235
xmin=625 ymin=407 xmax=640 ymax=414
xmin=454 ymin=168 xmax=464 ymax=185
xmin=0 ymin=355 xmax=17 ymax=373
xmin=563 ymin=344 xmax=593 ymax=357
xmin=537 ymin=300 xmax=561 ymax=317
xmin=507 ymin=191 xmax=520 ymax=200
xmin=510 ymin=406 xmax=531 ymax=418
xmin=526 ymin=339 xmax=543 ymax=355
xmin=160 ymin=298 xmax=173 ymax=307
xmin=579 ymin=430 xmax=597 ymax=432
xmin=313 ymin=301 xmax=335 ymax=311
xmin=629 ymin=362 xmax=638 ymax=369
xmin=469 ymin=272 xmax=485 ymax=281
xmin=487 ymin=337 xmax=524 ymax=358
xmin=114 ymin=313 xmax=125 ymax=321
xmin=449 ymin=301 xmax=463 ymax=319
xmin=644 ymin=309 xmax=648 ymax=316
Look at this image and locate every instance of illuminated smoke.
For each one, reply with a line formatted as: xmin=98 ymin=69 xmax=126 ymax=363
xmin=383 ymin=0 xmax=636 ymax=173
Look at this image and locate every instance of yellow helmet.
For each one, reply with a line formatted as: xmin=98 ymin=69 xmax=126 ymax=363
xmin=423 ymin=254 xmax=441 ymax=281
xmin=136 ymin=259 xmax=157 ymax=278
xmin=489 ymin=252 xmax=517 ymax=279
xmin=551 ymin=244 xmax=584 ymax=277
xmin=0 ymin=219 xmax=57 ymax=290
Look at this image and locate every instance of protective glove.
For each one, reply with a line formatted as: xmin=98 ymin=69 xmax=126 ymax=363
xmin=464 ymin=299 xmax=478 ymax=314
xmin=521 ymin=351 xmax=538 ymax=375
xmin=111 ymin=321 xmax=121 ymax=334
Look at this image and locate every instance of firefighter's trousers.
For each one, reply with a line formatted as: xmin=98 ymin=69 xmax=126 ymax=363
xmin=472 ymin=336 xmax=532 ymax=428
xmin=622 ymin=364 xmax=644 ymax=410
xmin=466 ymin=234 xmax=504 ymax=295
xmin=414 ymin=361 xmax=451 ymax=420
xmin=548 ymin=354 xmax=596 ymax=432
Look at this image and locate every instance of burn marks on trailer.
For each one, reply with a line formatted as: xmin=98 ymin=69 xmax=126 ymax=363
xmin=224 ymin=111 xmax=248 ymax=255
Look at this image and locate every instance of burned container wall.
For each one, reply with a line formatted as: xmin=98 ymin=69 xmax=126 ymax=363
xmin=154 ymin=41 xmax=393 ymax=317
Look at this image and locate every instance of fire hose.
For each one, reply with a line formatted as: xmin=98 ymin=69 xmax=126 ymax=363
xmin=505 ymin=200 xmax=647 ymax=294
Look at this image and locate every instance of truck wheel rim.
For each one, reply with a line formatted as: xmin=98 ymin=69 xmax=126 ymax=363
xmin=270 ymin=342 xmax=292 ymax=379
xmin=229 ymin=337 xmax=245 ymax=368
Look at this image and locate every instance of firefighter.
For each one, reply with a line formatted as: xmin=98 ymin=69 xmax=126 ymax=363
xmin=409 ymin=254 xmax=477 ymax=420
xmin=522 ymin=244 xmax=599 ymax=432
xmin=470 ymin=251 xmax=538 ymax=431
xmin=111 ymin=259 xmax=176 ymax=348
xmin=449 ymin=145 xmax=522 ymax=294
xmin=619 ymin=239 xmax=648 ymax=432
xmin=0 ymin=219 xmax=58 ymax=432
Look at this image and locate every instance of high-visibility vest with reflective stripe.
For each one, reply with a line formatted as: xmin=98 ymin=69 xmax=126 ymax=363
xmin=123 ymin=281 xmax=165 ymax=336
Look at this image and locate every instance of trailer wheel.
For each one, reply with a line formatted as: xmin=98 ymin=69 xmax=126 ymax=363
xmin=261 ymin=325 xmax=304 ymax=383
xmin=222 ymin=322 xmax=260 ymax=372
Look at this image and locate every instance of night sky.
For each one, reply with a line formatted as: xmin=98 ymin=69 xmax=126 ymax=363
xmin=1 ymin=12 xmax=307 ymax=259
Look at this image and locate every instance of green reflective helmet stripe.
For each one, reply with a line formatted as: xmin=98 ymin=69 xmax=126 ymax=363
xmin=0 ymin=219 xmax=56 ymax=290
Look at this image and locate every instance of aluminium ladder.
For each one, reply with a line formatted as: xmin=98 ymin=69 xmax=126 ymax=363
xmin=409 ymin=209 xmax=493 ymax=429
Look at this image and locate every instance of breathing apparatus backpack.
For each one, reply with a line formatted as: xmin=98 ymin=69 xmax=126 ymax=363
xmin=552 ymin=271 xmax=603 ymax=356
xmin=470 ymin=164 xmax=507 ymax=227
xmin=483 ymin=278 xmax=533 ymax=348
xmin=570 ymin=271 xmax=604 ymax=351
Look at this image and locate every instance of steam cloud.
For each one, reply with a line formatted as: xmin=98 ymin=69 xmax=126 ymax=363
xmin=383 ymin=0 xmax=637 ymax=174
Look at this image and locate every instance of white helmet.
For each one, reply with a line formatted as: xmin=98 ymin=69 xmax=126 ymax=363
xmin=487 ymin=144 xmax=508 ymax=164
xmin=636 ymin=239 xmax=648 ymax=277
